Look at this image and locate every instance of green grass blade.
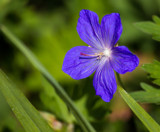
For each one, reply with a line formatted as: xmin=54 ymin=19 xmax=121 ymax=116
xmin=0 ymin=70 xmax=54 ymax=132
xmin=0 ymin=25 xmax=96 ymax=132
xmin=117 ymin=86 xmax=160 ymax=132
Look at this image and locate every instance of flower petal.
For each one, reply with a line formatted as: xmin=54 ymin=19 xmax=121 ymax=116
xmin=77 ymin=10 xmax=103 ymax=49
xmin=101 ymin=13 xmax=122 ymax=48
xmin=62 ymin=46 xmax=100 ymax=80
xmin=111 ymin=46 xmax=139 ymax=74
xmin=93 ymin=60 xmax=117 ymax=102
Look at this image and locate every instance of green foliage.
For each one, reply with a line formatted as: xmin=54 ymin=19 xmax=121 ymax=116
xmin=152 ymin=15 xmax=160 ymax=25
xmin=1 ymin=25 xmax=96 ymax=132
xmin=130 ymin=83 xmax=160 ymax=104
xmin=0 ymin=70 xmax=54 ymax=132
xmin=130 ymin=60 xmax=160 ymax=104
xmin=117 ymin=86 xmax=160 ymax=132
xmin=40 ymin=78 xmax=74 ymax=123
xmin=142 ymin=60 xmax=160 ymax=86
xmin=140 ymin=82 xmax=158 ymax=92
xmin=135 ymin=15 xmax=160 ymax=41
xmin=1 ymin=0 xmax=160 ymax=131
xmin=135 ymin=22 xmax=160 ymax=35
xmin=0 ymin=0 xmax=26 ymax=22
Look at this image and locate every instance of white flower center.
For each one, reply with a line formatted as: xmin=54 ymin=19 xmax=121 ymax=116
xmin=103 ymin=48 xmax=111 ymax=57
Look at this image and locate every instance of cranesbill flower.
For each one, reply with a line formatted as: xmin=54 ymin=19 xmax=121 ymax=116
xmin=62 ymin=10 xmax=139 ymax=102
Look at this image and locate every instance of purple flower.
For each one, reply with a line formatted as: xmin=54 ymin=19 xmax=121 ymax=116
xmin=62 ymin=10 xmax=139 ymax=102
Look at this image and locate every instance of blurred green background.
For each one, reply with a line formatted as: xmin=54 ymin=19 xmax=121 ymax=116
xmin=0 ymin=0 xmax=160 ymax=131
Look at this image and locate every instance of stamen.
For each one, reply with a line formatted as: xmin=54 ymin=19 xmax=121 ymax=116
xmin=80 ymin=52 xmax=97 ymax=57
xmin=80 ymin=52 xmax=103 ymax=60
xmin=80 ymin=49 xmax=111 ymax=60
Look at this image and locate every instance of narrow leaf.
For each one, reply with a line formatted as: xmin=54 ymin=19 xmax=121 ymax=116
xmin=130 ymin=83 xmax=160 ymax=104
xmin=134 ymin=21 xmax=160 ymax=35
xmin=142 ymin=60 xmax=160 ymax=86
xmin=152 ymin=15 xmax=160 ymax=25
xmin=0 ymin=70 xmax=54 ymax=132
xmin=118 ymin=86 xmax=160 ymax=132
xmin=152 ymin=35 xmax=160 ymax=41
xmin=140 ymin=82 xmax=157 ymax=92
xmin=130 ymin=91 xmax=160 ymax=104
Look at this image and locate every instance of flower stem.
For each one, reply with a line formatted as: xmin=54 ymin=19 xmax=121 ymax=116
xmin=116 ymin=72 xmax=125 ymax=89
xmin=0 ymin=25 xmax=96 ymax=132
